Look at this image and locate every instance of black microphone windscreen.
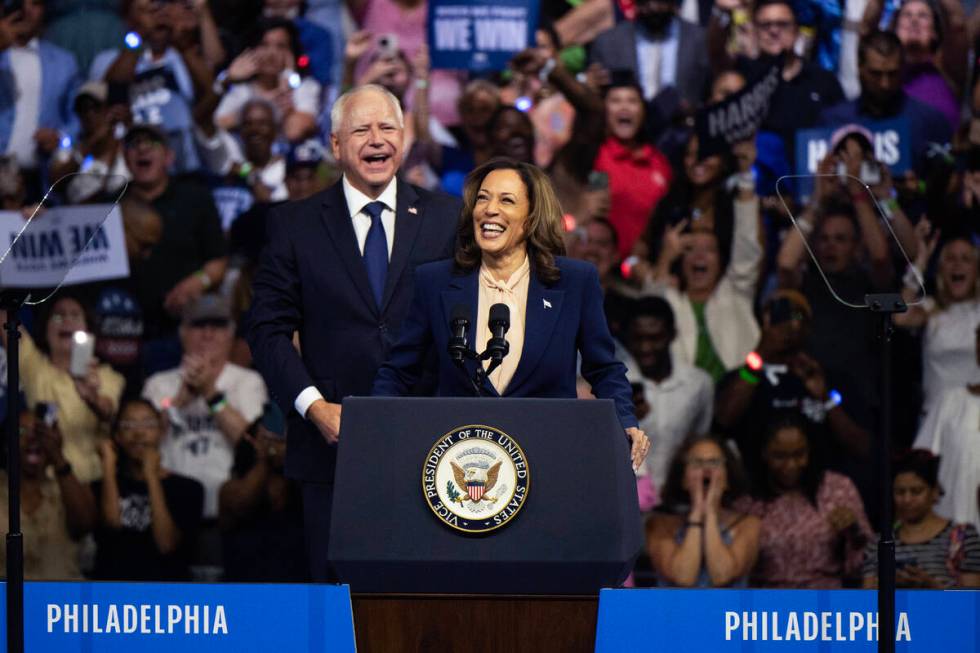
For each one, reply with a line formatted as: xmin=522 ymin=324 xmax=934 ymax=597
xmin=451 ymin=303 xmax=471 ymax=323
xmin=489 ymin=303 xmax=510 ymax=328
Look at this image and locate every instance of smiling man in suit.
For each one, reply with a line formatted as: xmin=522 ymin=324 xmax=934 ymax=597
xmin=246 ymin=84 xmax=459 ymax=580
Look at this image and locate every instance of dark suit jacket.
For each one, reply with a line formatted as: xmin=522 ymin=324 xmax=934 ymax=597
xmin=246 ymin=179 xmax=460 ymax=482
xmin=372 ymin=257 xmax=638 ymax=430
xmin=589 ymin=18 xmax=708 ymax=110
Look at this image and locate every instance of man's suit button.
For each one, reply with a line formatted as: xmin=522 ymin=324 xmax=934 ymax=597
xmin=379 ymin=322 xmax=387 ymax=333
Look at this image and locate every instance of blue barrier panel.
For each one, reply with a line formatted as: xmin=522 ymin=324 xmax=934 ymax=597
xmin=595 ymin=589 xmax=980 ymax=652
xmin=0 ymin=581 xmax=356 ymax=653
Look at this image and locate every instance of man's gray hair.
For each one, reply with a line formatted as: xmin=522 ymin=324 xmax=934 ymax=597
xmin=330 ymin=84 xmax=405 ymax=135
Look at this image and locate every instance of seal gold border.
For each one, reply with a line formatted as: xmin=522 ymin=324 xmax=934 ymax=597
xmin=421 ymin=423 xmax=531 ymax=534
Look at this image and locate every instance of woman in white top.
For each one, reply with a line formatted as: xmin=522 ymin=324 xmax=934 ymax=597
xmin=214 ymin=18 xmax=321 ymax=144
xmin=896 ymin=229 xmax=980 ymax=419
xmin=639 ymin=141 xmax=762 ymax=383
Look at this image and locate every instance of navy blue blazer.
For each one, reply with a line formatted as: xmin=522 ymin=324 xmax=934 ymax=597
xmin=372 ymin=256 xmax=638 ymax=429
xmin=246 ymin=179 xmax=460 ymax=482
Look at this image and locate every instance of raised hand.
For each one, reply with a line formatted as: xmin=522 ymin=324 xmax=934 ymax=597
xmin=227 ymin=49 xmax=260 ymax=84
xmin=344 ymin=30 xmax=374 ymax=64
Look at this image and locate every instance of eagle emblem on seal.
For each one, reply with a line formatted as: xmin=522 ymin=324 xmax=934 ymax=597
xmin=450 ymin=460 xmax=502 ymax=504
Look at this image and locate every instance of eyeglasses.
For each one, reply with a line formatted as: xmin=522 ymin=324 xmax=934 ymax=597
xmin=687 ymin=457 xmax=724 ymax=469
xmin=756 ymin=20 xmax=795 ymax=32
xmin=117 ymin=419 xmax=160 ymax=432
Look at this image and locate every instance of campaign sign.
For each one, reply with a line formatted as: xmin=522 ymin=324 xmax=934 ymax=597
xmin=0 ymin=205 xmax=128 ymax=289
xmin=792 ymin=117 xmax=911 ymax=200
xmin=695 ymin=60 xmax=782 ymax=159
xmin=428 ymin=0 xmax=539 ymax=71
xmin=594 ymin=588 xmax=980 ymax=652
xmin=0 ymin=581 xmax=356 ymax=652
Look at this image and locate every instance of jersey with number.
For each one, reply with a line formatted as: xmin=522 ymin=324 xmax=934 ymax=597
xmin=142 ymin=362 xmax=267 ymax=518
xmin=89 ymin=47 xmax=200 ymax=172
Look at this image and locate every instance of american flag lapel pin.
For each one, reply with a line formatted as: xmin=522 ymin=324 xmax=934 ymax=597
xmin=543 ymin=299 xmax=552 ymax=309
xmin=408 ymin=206 xmax=418 ymax=215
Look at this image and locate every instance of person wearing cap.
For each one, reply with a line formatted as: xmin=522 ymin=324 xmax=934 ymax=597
xmin=49 ymin=80 xmax=130 ymax=204
xmin=0 ymin=0 xmax=81 ymax=188
xmin=123 ymin=121 xmax=227 ymax=373
xmin=714 ymin=290 xmax=874 ymax=518
xmin=246 ymin=84 xmax=460 ymax=581
xmin=142 ymin=294 xmax=268 ymax=530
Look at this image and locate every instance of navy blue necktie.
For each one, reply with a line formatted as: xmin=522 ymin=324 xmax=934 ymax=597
xmin=362 ymin=201 xmax=388 ymax=307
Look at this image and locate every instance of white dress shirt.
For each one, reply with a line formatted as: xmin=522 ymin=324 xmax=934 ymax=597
xmin=293 ymin=175 xmax=398 ymax=418
xmin=635 ymin=21 xmax=679 ymax=102
xmin=6 ymin=38 xmax=42 ymax=169
xmin=636 ymin=362 xmax=714 ymax=492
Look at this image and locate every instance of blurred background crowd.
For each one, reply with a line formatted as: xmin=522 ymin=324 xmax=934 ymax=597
xmin=0 ymin=0 xmax=979 ymax=589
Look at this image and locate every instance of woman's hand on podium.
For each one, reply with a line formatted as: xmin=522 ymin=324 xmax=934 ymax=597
xmin=308 ymin=399 xmax=342 ymax=445
xmin=625 ymin=427 xmax=650 ymax=474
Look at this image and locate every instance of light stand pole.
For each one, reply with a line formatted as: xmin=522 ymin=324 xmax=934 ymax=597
xmin=867 ymin=293 xmax=905 ymax=653
xmin=2 ymin=292 xmax=27 ymax=653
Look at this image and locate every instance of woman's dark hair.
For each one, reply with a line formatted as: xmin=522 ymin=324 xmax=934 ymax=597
xmin=893 ymin=449 xmax=940 ymax=488
xmin=111 ymin=398 xmax=162 ymax=437
xmin=34 ymin=293 xmax=94 ymax=355
xmin=641 ymin=135 xmax=736 ymax=273
xmin=486 ymin=106 xmax=535 ymax=164
xmin=890 ymin=0 xmax=945 ymax=53
xmin=660 ymin=434 xmax=748 ymax=512
xmin=110 ymin=399 xmax=163 ymax=474
xmin=754 ymin=411 xmax=826 ymax=506
xmin=249 ymin=17 xmax=304 ymax=62
xmin=455 ymin=158 xmax=566 ymax=285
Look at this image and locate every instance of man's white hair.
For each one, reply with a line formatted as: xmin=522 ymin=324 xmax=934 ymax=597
xmin=330 ymin=84 xmax=405 ymax=135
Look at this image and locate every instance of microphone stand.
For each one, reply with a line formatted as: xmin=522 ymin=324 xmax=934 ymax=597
xmin=777 ymin=175 xmax=914 ymax=653
xmin=867 ymin=293 xmax=905 ymax=653
xmin=2 ymin=291 xmax=28 ymax=653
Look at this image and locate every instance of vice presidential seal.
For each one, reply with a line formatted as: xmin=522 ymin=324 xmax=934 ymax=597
xmin=422 ymin=425 xmax=530 ymax=533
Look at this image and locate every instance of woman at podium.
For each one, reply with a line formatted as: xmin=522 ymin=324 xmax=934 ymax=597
xmin=372 ymin=158 xmax=649 ymax=470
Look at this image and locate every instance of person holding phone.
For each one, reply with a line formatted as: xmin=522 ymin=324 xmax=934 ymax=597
xmin=0 ymin=295 xmax=125 ymax=483
xmin=0 ymin=0 xmax=81 ymax=196
xmin=646 ymin=434 xmax=759 ymax=587
xmin=0 ymin=409 xmax=97 ymax=579
xmin=863 ymin=449 xmax=980 ymax=589
xmin=714 ymin=291 xmax=873 ymax=510
xmin=739 ymin=412 xmax=872 ymax=588
xmin=214 ymin=18 xmax=320 ymax=143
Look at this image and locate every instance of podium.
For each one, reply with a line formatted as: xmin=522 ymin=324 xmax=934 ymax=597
xmin=329 ymin=397 xmax=642 ymax=594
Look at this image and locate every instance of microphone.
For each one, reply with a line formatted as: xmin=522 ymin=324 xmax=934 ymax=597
xmin=484 ymin=303 xmax=510 ymax=376
xmin=448 ymin=304 xmax=471 ymax=366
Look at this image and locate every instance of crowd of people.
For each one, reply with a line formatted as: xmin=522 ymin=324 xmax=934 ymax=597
xmin=0 ymin=0 xmax=979 ymax=588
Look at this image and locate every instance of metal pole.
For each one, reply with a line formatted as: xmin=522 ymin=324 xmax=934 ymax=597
xmin=4 ymin=305 xmax=23 ymax=653
xmin=875 ymin=309 xmax=895 ymax=653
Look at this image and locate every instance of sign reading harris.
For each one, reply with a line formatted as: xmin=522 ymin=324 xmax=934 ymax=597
xmin=594 ymin=588 xmax=980 ymax=651
xmin=0 ymin=581 xmax=356 ymax=652
xmin=695 ymin=59 xmax=782 ymax=159
xmin=427 ymin=0 xmax=539 ymax=71
xmin=789 ymin=118 xmax=910 ymax=201
xmin=0 ymin=205 xmax=128 ymax=289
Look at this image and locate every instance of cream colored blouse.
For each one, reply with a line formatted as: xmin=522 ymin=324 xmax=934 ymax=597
xmin=476 ymin=255 xmax=530 ymax=395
